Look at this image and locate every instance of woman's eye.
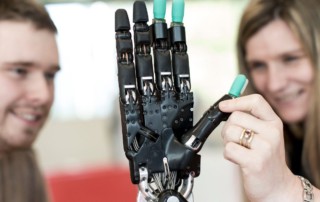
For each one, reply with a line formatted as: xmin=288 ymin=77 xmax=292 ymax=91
xmin=283 ymin=55 xmax=298 ymax=63
xmin=248 ymin=61 xmax=266 ymax=71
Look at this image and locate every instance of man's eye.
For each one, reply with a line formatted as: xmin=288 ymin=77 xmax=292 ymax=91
xmin=45 ymin=72 xmax=56 ymax=80
xmin=12 ymin=67 xmax=27 ymax=75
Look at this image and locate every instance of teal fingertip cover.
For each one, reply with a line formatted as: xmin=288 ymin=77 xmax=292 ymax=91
xmin=154 ymin=0 xmax=166 ymax=19
xmin=172 ymin=0 xmax=184 ymax=23
xmin=228 ymin=74 xmax=248 ymax=97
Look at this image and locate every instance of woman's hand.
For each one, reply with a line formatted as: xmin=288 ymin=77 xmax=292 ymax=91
xmin=219 ymin=94 xmax=301 ymax=202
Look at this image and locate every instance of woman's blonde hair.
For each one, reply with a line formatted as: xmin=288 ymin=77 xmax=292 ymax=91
xmin=237 ymin=0 xmax=320 ymax=186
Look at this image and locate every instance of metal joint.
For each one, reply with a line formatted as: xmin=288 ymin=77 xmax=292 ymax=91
xmin=184 ymin=135 xmax=202 ymax=151
xmin=125 ymin=87 xmax=137 ymax=104
xmin=161 ymin=76 xmax=173 ymax=91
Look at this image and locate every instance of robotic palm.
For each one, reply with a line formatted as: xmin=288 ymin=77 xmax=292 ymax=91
xmin=115 ymin=0 xmax=247 ymax=201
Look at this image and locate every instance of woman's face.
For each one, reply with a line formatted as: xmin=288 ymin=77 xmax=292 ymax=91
xmin=245 ymin=19 xmax=314 ymax=123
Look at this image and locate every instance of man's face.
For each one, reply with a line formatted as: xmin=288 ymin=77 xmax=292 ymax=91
xmin=0 ymin=21 xmax=59 ymax=151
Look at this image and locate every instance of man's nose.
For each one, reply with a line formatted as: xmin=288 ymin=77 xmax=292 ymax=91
xmin=25 ymin=75 xmax=53 ymax=105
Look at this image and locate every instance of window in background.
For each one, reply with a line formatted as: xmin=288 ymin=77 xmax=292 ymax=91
xmin=47 ymin=2 xmax=117 ymax=121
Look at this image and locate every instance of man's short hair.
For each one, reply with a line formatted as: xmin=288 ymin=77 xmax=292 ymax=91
xmin=0 ymin=0 xmax=57 ymax=33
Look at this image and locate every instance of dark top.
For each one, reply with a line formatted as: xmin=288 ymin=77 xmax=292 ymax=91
xmin=284 ymin=124 xmax=306 ymax=177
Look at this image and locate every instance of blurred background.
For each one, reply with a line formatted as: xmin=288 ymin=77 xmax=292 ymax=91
xmin=35 ymin=0 xmax=249 ymax=201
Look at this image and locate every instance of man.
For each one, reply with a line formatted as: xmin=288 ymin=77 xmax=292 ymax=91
xmin=0 ymin=0 xmax=59 ymax=201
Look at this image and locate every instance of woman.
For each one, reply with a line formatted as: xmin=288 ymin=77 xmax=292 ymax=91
xmin=219 ymin=0 xmax=320 ymax=201
xmin=0 ymin=0 xmax=59 ymax=201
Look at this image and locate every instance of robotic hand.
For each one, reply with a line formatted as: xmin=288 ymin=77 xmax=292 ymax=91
xmin=114 ymin=0 xmax=247 ymax=201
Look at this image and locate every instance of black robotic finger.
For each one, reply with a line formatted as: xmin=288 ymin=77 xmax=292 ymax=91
xmin=115 ymin=9 xmax=136 ymax=104
xmin=150 ymin=0 xmax=173 ymax=92
xmin=169 ymin=0 xmax=190 ymax=94
xmin=133 ymin=1 xmax=154 ymax=96
xmin=182 ymin=75 xmax=248 ymax=152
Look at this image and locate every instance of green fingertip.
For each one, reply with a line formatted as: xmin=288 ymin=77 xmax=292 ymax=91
xmin=228 ymin=74 xmax=248 ymax=97
xmin=172 ymin=0 xmax=184 ymax=23
xmin=154 ymin=0 xmax=166 ymax=19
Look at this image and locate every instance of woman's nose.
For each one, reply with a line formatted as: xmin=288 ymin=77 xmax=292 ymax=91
xmin=266 ymin=64 xmax=287 ymax=92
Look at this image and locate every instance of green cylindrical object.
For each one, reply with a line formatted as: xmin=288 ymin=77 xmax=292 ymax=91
xmin=172 ymin=0 xmax=184 ymax=23
xmin=154 ymin=0 xmax=166 ymax=19
xmin=228 ymin=74 xmax=248 ymax=97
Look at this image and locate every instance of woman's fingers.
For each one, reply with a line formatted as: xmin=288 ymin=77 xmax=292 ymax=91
xmin=219 ymin=94 xmax=279 ymax=122
xmin=223 ymin=142 xmax=259 ymax=168
xmin=219 ymin=94 xmax=290 ymax=202
xmin=219 ymin=93 xmax=282 ymax=143
xmin=220 ymin=94 xmax=284 ymax=167
xmin=221 ymin=122 xmax=267 ymax=151
xmin=228 ymin=111 xmax=278 ymax=137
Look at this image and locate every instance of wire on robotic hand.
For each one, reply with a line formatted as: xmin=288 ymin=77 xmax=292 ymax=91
xmin=115 ymin=1 xmax=248 ymax=202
